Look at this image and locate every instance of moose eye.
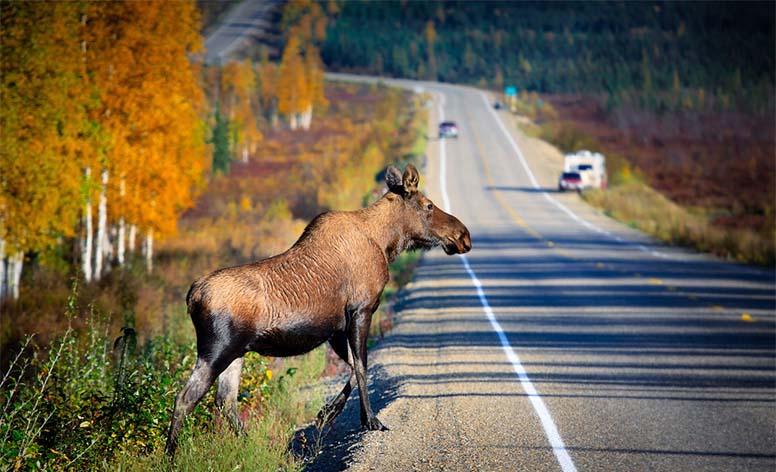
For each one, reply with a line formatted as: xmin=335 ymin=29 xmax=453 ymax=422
xmin=426 ymin=203 xmax=433 ymax=211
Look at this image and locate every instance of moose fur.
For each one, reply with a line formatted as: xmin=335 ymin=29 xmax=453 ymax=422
xmin=165 ymin=164 xmax=471 ymax=457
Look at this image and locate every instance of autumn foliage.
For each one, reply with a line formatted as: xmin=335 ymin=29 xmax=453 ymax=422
xmin=1 ymin=1 xmax=206 ymax=296
xmin=276 ymin=0 xmax=328 ymax=130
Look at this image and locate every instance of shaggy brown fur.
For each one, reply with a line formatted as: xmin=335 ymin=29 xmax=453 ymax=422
xmin=165 ymin=164 xmax=471 ymax=457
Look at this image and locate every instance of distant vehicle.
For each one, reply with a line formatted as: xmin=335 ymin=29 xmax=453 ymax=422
xmin=493 ymin=101 xmax=504 ymax=110
xmin=438 ymin=121 xmax=459 ymax=139
xmin=558 ymin=172 xmax=584 ymax=192
xmin=562 ymin=150 xmax=607 ymax=190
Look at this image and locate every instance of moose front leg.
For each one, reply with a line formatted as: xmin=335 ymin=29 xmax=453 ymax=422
xmin=347 ymin=305 xmax=388 ymax=431
xmin=317 ymin=331 xmax=355 ymax=428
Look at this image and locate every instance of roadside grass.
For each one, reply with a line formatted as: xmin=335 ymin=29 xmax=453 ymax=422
xmin=583 ymin=180 xmax=774 ymax=265
xmin=535 ymin=118 xmax=774 ymax=266
xmin=112 ymin=348 xmax=327 ymax=472
xmin=1 ymin=81 xmax=430 ymax=470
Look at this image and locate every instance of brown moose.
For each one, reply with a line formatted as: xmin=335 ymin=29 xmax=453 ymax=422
xmin=165 ymin=164 xmax=471 ymax=457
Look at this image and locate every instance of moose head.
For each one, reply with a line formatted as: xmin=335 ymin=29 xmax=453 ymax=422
xmin=385 ymin=164 xmax=471 ymax=256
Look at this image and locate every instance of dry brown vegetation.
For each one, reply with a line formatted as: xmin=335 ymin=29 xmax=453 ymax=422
xmin=1 ymin=81 xmax=427 ymax=357
xmin=541 ymin=95 xmax=774 ymax=265
xmin=1 ymin=80 xmax=427 ymax=470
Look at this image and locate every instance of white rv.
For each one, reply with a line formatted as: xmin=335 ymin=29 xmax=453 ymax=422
xmin=562 ymin=150 xmax=607 ymax=190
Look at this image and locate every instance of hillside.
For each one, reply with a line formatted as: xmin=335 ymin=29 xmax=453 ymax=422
xmin=323 ymin=1 xmax=774 ymax=114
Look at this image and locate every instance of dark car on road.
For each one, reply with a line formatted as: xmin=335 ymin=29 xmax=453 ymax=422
xmin=558 ymin=172 xmax=583 ymax=192
xmin=438 ymin=121 xmax=459 ymax=139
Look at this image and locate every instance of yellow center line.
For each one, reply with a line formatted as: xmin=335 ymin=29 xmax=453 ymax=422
xmin=458 ymin=98 xmax=747 ymax=321
xmin=462 ymin=105 xmax=544 ymax=241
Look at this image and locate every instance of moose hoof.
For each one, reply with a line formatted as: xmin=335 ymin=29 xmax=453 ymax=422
xmin=365 ymin=417 xmax=389 ymax=431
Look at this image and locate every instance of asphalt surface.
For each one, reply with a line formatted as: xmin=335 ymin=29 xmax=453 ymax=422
xmin=202 ymin=0 xmax=281 ymax=64
xmin=301 ymin=77 xmax=776 ymax=472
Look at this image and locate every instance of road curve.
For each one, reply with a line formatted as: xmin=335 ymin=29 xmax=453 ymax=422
xmin=304 ymin=76 xmax=776 ymax=472
xmin=203 ymin=0 xmax=281 ymax=65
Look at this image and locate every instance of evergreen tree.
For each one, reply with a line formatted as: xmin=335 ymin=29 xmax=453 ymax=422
xmin=210 ymin=103 xmax=232 ymax=175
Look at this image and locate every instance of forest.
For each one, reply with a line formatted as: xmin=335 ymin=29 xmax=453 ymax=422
xmin=1 ymin=0 xmax=429 ymax=468
xmin=0 ymin=0 xmax=330 ymax=302
xmin=1 ymin=0 xmax=774 ymax=468
xmin=322 ymin=1 xmax=774 ymax=114
xmin=321 ymin=0 xmax=774 ymax=263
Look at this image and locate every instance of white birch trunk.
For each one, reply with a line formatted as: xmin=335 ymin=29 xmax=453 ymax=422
xmin=0 ymin=238 xmax=6 ymax=300
xmin=289 ymin=113 xmax=298 ymax=130
xmin=83 ymin=167 xmax=93 ymax=282
xmin=94 ymin=168 xmax=108 ymax=280
xmin=103 ymin=226 xmax=114 ymax=275
xmin=9 ymin=251 xmax=22 ymax=300
xmin=128 ymin=224 xmax=137 ymax=253
xmin=241 ymin=144 xmax=249 ymax=163
xmin=117 ymin=219 xmax=126 ymax=266
xmin=117 ymin=179 xmax=126 ymax=265
xmin=144 ymin=229 xmax=154 ymax=274
xmin=300 ymin=105 xmax=313 ymax=130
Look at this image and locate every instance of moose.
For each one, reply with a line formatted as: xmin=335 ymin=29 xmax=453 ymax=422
xmin=165 ymin=164 xmax=471 ymax=457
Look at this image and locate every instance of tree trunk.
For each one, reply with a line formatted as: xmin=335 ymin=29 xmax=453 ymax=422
xmin=104 ymin=226 xmax=114 ymax=275
xmin=83 ymin=167 xmax=93 ymax=282
xmin=9 ymin=251 xmax=23 ymax=300
xmin=117 ymin=178 xmax=126 ymax=266
xmin=270 ymin=105 xmax=278 ymax=128
xmin=301 ymin=104 xmax=313 ymax=130
xmin=0 ymin=237 xmax=6 ymax=300
xmin=117 ymin=218 xmax=126 ymax=266
xmin=289 ymin=113 xmax=298 ymax=130
xmin=128 ymin=224 xmax=137 ymax=253
xmin=94 ymin=168 xmax=109 ymax=280
xmin=144 ymin=229 xmax=154 ymax=274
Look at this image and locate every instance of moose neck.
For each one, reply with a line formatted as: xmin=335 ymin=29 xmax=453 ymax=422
xmin=360 ymin=194 xmax=413 ymax=263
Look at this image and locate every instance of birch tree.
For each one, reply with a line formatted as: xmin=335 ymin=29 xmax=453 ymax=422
xmin=86 ymin=0 xmax=206 ymax=274
xmin=0 ymin=2 xmax=89 ymax=298
xmin=276 ymin=0 xmax=328 ymax=130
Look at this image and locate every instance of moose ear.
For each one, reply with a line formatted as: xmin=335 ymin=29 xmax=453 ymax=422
xmin=402 ymin=164 xmax=419 ymax=193
xmin=385 ymin=166 xmax=404 ymax=193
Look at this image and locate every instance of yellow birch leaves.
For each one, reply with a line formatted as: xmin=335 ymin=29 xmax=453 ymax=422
xmin=277 ymin=0 xmax=327 ymax=130
xmin=1 ymin=1 xmax=207 ymax=263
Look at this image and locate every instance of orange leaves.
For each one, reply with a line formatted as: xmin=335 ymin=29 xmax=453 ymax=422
xmin=281 ymin=0 xmax=327 ymax=44
xmin=85 ymin=0 xmax=206 ymax=239
xmin=1 ymin=2 xmax=86 ymax=253
xmin=221 ymin=60 xmax=263 ymax=157
xmin=276 ymin=0 xmax=327 ymax=130
xmin=1 ymin=0 xmax=207 ymax=260
xmin=277 ymin=36 xmax=308 ymax=124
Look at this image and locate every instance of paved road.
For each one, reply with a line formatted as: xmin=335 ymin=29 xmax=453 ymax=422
xmin=203 ymin=0 xmax=281 ymax=64
xmin=302 ymin=77 xmax=776 ymax=471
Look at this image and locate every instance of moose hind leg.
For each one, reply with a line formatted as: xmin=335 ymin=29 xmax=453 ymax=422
xmin=216 ymin=357 xmax=245 ymax=435
xmin=165 ymin=357 xmax=218 ymax=458
xmin=316 ymin=331 xmax=355 ymax=428
xmin=347 ymin=307 xmax=387 ymax=431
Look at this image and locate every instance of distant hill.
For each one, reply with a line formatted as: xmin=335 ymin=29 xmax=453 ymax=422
xmin=322 ymin=1 xmax=774 ymax=113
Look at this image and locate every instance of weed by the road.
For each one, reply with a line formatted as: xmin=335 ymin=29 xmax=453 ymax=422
xmin=583 ymin=180 xmax=774 ymax=265
xmin=0 ymin=291 xmax=325 ymax=471
xmin=535 ymin=117 xmax=773 ymax=266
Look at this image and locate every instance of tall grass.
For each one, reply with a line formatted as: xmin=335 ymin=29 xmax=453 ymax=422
xmin=2 ymin=81 xmax=431 ymax=470
xmin=537 ymin=120 xmax=774 ymax=266
xmin=112 ymin=349 xmax=327 ymax=472
xmin=0 ymin=283 xmax=326 ymax=471
xmin=583 ymin=181 xmax=775 ymax=265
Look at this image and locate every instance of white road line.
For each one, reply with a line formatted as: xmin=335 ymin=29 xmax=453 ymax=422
xmin=478 ymin=91 xmax=671 ymax=259
xmin=438 ymin=93 xmax=578 ymax=472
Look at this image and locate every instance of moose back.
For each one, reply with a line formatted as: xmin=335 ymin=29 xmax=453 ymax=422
xmin=165 ymin=164 xmax=471 ymax=457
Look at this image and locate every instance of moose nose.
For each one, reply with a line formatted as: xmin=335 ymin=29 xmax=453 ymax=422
xmin=460 ymin=230 xmax=472 ymax=253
